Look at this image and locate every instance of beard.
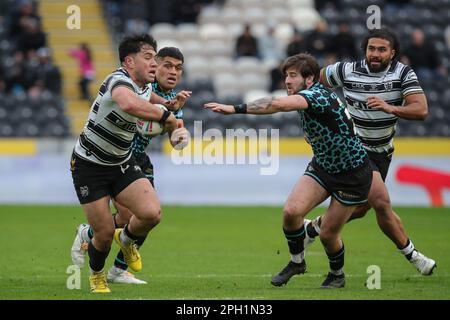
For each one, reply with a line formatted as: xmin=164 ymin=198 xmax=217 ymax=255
xmin=366 ymin=58 xmax=391 ymax=73
xmin=287 ymin=80 xmax=308 ymax=95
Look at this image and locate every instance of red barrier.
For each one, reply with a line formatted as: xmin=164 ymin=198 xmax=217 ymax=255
xmin=396 ymin=165 xmax=450 ymax=207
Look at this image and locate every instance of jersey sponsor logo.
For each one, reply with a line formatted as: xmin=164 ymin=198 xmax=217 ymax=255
xmin=337 ymin=190 xmax=360 ymax=199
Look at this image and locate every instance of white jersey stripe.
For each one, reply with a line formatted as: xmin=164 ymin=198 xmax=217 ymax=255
xmin=326 ymin=60 xmax=423 ymax=153
xmin=74 ymin=68 xmax=152 ymax=165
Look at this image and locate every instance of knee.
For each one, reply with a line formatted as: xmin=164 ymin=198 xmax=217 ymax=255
xmin=94 ymin=225 xmax=115 ymax=246
xmin=141 ymin=205 xmax=162 ymax=227
xmin=283 ymin=204 xmax=300 ymax=225
xmin=371 ymin=197 xmax=392 ymax=216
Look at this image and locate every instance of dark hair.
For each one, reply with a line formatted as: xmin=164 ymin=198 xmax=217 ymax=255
xmin=281 ymin=53 xmax=320 ymax=81
xmin=361 ymin=28 xmax=400 ymax=60
xmin=118 ymin=34 xmax=157 ymax=63
xmin=156 ymin=47 xmax=184 ymax=63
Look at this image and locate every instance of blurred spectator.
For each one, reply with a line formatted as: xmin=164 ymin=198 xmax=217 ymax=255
xmin=331 ymin=22 xmax=357 ymax=60
xmin=123 ymin=0 xmax=148 ymax=21
xmin=69 ymin=43 xmax=95 ymax=101
xmin=269 ymin=60 xmax=285 ymax=92
xmin=172 ymin=0 xmax=203 ymax=24
xmin=32 ymin=47 xmax=62 ymax=95
xmin=235 ymin=24 xmax=259 ymax=59
xmin=286 ymin=29 xmax=306 ymax=57
xmin=8 ymin=0 xmax=40 ymax=39
xmin=402 ymin=28 xmax=447 ymax=80
xmin=125 ymin=18 xmax=149 ymax=36
xmin=314 ymin=0 xmax=339 ymax=11
xmin=0 ymin=63 xmax=5 ymax=94
xmin=445 ymin=25 xmax=450 ymax=51
xmin=4 ymin=51 xmax=27 ymax=95
xmin=304 ymin=20 xmax=332 ymax=61
xmin=17 ymin=17 xmax=46 ymax=55
xmin=259 ymin=26 xmax=284 ymax=61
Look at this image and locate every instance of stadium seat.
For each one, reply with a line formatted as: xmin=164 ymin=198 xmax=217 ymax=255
xmin=236 ymin=57 xmax=263 ymax=74
xmin=181 ymin=41 xmax=208 ymax=61
xmin=244 ymin=89 xmax=270 ymax=102
xmin=198 ymin=6 xmax=222 ymax=25
xmin=274 ymin=23 xmax=295 ymax=46
xmin=150 ymin=23 xmax=176 ymax=40
xmin=242 ymin=7 xmax=266 ymax=25
xmin=199 ymin=23 xmax=230 ymax=42
xmin=291 ymin=8 xmax=321 ymax=31
xmin=209 ymin=57 xmax=235 ymax=76
xmin=221 ymin=7 xmax=244 ymax=25
xmin=203 ymin=39 xmax=233 ymax=59
xmin=176 ymin=23 xmax=200 ymax=42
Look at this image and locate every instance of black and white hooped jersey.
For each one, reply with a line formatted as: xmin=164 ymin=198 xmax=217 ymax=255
xmin=325 ymin=60 xmax=423 ymax=153
xmin=74 ymin=68 xmax=152 ymax=165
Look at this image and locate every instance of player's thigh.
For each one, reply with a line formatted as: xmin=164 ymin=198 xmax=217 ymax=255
xmin=112 ymin=199 xmax=133 ymax=223
xmin=114 ymin=177 xmax=160 ymax=220
xmin=81 ymin=195 xmax=115 ymax=241
xmin=284 ymin=175 xmax=329 ymax=217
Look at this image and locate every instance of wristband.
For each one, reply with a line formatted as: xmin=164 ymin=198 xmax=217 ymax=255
xmin=234 ymin=103 xmax=247 ymax=114
xmin=159 ymin=110 xmax=171 ymax=124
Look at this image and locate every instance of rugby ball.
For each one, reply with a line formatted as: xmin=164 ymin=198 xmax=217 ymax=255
xmin=136 ymin=104 xmax=167 ymax=137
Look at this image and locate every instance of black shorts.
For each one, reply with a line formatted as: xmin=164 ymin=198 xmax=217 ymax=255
xmin=367 ymin=149 xmax=393 ymax=182
xmin=71 ymin=152 xmax=146 ymax=204
xmin=135 ymin=153 xmax=154 ymax=187
xmin=304 ymin=158 xmax=373 ymax=206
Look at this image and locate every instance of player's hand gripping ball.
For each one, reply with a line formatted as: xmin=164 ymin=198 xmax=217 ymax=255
xmin=136 ymin=104 xmax=167 ymax=137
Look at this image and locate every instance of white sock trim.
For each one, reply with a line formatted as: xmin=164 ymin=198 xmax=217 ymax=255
xmin=330 ymin=268 xmax=344 ymax=276
xmin=313 ymin=216 xmax=321 ymax=234
xmin=399 ymin=239 xmax=415 ymax=256
xmin=291 ymin=252 xmax=304 ymax=264
xmin=120 ymin=226 xmax=135 ymax=245
xmin=80 ymin=225 xmax=91 ymax=243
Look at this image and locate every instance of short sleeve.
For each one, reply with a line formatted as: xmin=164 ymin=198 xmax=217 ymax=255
xmin=109 ymin=75 xmax=135 ymax=93
xmin=325 ymin=62 xmax=346 ymax=88
xmin=400 ymin=66 xmax=424 ymax=97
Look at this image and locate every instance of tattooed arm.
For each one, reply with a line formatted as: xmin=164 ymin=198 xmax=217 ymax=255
xmin=204 ymin=95 xmax=308 ymax=115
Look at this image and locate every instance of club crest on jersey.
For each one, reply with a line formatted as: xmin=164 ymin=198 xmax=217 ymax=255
xmin=384 ymin=82 xmax=393 ymax=91
xmin=80 ymin=186 xmax=89 ymax=198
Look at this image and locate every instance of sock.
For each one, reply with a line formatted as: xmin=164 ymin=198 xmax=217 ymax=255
xmin=306 ymin=221 xmax=318 ymax=238
xmin=88 ymin=241 xmax=110 ymax=272
xmin=326 ymin=244 xmax=345 ymax=276
xmin=81 ymin=226 xmax=93 ymax=242
xmin=114 ymin=235 xmax=147 ymax=270
xmin=313 ymin=216 xmax=321 ymax=234
xmin=399 ymin=239 xmax=415 ymax=261
xmin=120 ymin=224 xmax=139 ymax=246
xmin=284 ymin=225 xmax=306 ymax=264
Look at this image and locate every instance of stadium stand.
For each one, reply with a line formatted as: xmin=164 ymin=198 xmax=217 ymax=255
xmin=0 ymin=0 xmax=70 ymax=137
xmin=1 ymin=0 xmax=449 ymax=140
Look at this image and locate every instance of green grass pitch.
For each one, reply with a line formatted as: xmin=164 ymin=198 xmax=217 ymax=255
xmin=0 ymin=205 xmax=448 ymax=300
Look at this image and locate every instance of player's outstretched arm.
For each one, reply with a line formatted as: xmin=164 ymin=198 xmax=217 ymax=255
xmin=204 ymin=95 xmax=308 ymax=115
xmin=112 ymin=86 xmax=178 ymax=131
